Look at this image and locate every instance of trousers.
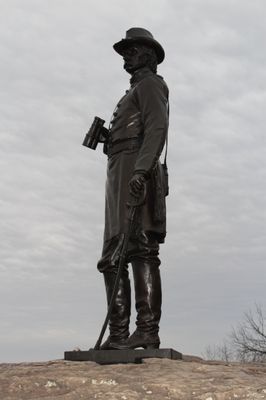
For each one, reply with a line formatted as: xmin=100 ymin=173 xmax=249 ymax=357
xmin=97 ymin=231 xmax=161 ymax=273
xmin=97 ymin=231 xmax=162 ymax=339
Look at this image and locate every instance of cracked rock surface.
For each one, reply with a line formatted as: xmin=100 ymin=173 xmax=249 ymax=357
xmin=0 ymin=357 xmax=266 ymax=399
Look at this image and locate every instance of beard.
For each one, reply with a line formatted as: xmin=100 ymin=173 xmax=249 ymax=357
xmin=123 ymin=58 xmax=145 ymax=74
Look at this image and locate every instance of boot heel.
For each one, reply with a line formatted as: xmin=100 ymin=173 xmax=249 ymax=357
xmin=145 ymin=343 xmax=160 ymax=349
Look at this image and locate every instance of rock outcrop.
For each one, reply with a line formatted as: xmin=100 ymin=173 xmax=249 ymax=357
xmin=1 ymin=356 xmax=266 ymax=399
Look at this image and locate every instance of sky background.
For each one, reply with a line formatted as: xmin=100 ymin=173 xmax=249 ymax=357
xmin=0 ymin=0 xmax=265 ymax=362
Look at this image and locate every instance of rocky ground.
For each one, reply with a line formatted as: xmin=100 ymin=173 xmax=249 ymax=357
xmin=1 ymin=355 xmax=266 ymax=400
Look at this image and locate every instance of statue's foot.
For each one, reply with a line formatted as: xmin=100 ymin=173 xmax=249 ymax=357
xmin=114 ymin=330 xmax=160 ymax=350
xmin=100 ymin=336 xmax=129 ymax=350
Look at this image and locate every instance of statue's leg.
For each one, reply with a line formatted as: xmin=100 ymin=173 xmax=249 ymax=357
xmin=117 ymin=231 xmax=162 ymax=350
xmin=97 ymin=236 xmax=131 ymax=350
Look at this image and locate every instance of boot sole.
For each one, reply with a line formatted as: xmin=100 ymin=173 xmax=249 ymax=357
xmin=143 ymin=343 xmax=160 ymax=349
xmin=113 ymin=342 xmax=160 ymax=350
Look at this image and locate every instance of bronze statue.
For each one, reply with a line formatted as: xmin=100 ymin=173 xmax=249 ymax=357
xmin=97 ymin=28 xmax=169 ymax=350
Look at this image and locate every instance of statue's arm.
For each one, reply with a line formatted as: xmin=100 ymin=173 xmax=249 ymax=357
xmin=133 ymin=76 xmax=169 ymax=177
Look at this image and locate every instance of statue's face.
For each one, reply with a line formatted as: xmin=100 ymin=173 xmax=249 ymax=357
xmin=122 ymin=45 xmax=146 ymax=74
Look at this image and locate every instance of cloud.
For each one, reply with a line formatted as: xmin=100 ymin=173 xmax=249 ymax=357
xmin=0 ymin=0 xmax=265 ymax=361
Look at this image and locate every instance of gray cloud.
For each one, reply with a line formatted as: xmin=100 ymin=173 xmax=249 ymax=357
xmin=0 ymin=0 xmax=265 ymax=361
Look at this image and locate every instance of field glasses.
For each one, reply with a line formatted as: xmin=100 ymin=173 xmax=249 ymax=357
xmin=82 ymin=116 xmax=108 ymax=151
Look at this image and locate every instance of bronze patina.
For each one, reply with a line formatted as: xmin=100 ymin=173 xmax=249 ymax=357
xmin=97 ymin=28 xmax=169 ymax=351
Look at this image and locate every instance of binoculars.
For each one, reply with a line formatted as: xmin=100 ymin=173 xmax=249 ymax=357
xmin=82 ymin=116 xmax=109 ymax=151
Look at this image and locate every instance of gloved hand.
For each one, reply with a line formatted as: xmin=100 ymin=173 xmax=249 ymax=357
xmin=129 ymin=173 xmax=146 ymax=197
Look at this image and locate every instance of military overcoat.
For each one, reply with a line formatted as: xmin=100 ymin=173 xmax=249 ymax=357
xmin=104 ymin=67 xmax=169 ymax=244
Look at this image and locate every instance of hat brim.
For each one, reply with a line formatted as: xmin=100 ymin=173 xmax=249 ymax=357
xmin=113 ymin=37 xmax=165 ymax=64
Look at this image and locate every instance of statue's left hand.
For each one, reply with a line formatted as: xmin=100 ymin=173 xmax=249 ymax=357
xmin=129 ymin=173 xmax=146 ymax=197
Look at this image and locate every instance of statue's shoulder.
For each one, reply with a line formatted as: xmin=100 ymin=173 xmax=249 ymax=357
xmin=136 ymin=74 xmax=168 ymax=98
xmin=136 ymin=73 xmax=168 ymax=90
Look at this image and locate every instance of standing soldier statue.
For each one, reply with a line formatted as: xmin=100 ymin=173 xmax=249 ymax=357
xmin=92 ymin=28 xmax=169 ymax=350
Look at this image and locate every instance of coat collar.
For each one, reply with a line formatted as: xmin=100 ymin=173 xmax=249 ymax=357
xmin=130 ymin=67 xmax=154 ymax=86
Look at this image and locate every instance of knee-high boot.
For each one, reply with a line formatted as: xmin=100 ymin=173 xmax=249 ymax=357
xmin=118 ymin=261 xmax=162 ymax=349
xmin=100 ymin=271 xmax=131 ymax=349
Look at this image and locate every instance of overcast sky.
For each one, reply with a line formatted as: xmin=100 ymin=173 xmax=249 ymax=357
xmin=1 ymin=0 xmax=265 ymax=362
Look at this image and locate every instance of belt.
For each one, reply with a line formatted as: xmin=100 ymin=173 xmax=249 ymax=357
xmin=108 ymin=137 xmax=142 ymax=157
